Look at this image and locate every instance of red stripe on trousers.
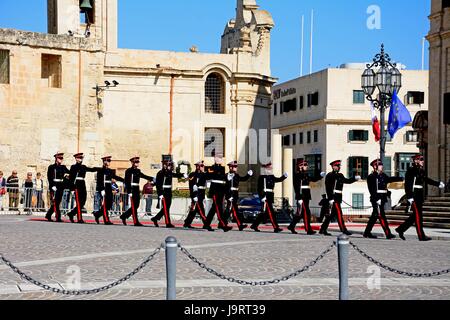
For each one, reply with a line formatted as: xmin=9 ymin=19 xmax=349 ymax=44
xmin=196 ymin=202 xmax=206 ymax=221
xmin=162 ymin=197 xmax=170 ymax=225
xmin=377 ymin=206 xmax=388 ymax=236
xmin=52 ymin=192 xmax=58 ymax=220
xmin=335 ymin=203 xmax=345 ymax=231
xmin=75 ymin=190 xmax=81 ymax=221
xmin=302 ymin=203 xmax=309 ymax=233
xmin=412 ymin=202 xmax=423 ymax=239
xmin=130 ymin=196 xmax=137 ymax=225
xmin=213 ymin=196 xmax=226 ymax=226
xmin=266 ymin=202 xmax=277 ymax=229
xmin=232 ymin=203 xmax=241 ymax=228
xmin=102 ymin=198 xmax=109 ymax=223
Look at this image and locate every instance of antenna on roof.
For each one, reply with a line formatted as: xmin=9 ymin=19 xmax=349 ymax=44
xmin=300 ymin=15 xmax=305 ymax=76
xmin=310 ymin=9 xmax=314 ymax=75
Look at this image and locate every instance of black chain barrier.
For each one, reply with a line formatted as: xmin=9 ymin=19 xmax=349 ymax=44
xmin=0 ymin=245 xmax=163 ymax=295
xmin=179 ymin=242 xmax=337 ymax=286
xmin=349 ymin=241 xmax=450 ymax=278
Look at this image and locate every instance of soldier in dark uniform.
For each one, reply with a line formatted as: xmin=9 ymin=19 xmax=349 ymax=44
xmin=203 ymin=156 xmax=233 ymax=232
xmin=151 ymin=157 xmax=187 ymax=228
xmin=46 ymin=152 xmax=70 ymax=222
xmin=319 ymin=160 xmax=361 ymax=236
xmin=93 ymin=156 xmax=124 ymax=225
xmin=223 ymin=161 xmax=253 ymax=231
xmin=288 ymin=159 xmax=325 ymax=235
xmin=120 ymin=157 xmax=154 ymax=227
xmin=67 ymin=153 xmax=97 ymax=224
xmin=395 ymin=155 xmax=445 ymax=241
xmin=364 ymin=159 xmax=403 ymax=239
xmin=183 ymin=160 xmax=208 ymax=229
xmin=250 ymin=162 xmax=288 ymax=233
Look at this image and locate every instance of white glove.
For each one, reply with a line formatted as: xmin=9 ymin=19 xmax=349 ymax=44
xmin=101 ymin=190 xmax=105 ymax=197
xmin=227 ymin=173 xmax=234 ymax=181
xmin=355 ymin=176 xmax=362 ymax=181
xmin=128 ymin=193 xmax=132 ymax=198
xmin=52 ymin=186 xmax=57 ymax=192
xmin=283 ymin=172 xmax=289 ymax=178
xmin=159 ymin=195 xmax=164 ymax=200
xmin=229 ymin=197 xmax=234 ymax=202
xmin=193 ymin=185 xmax=198 ymax=192
xmin=376 ymin=199 xmax=382 ymax=206
xmin=248 ymin=170 xmax=253 ymax=177
xmin=261 ymin=197 xmax=267 ymax=203
xmin=193 ymin=197 xmax=198 ymax=203
xmin=439 ymin=182 xmax=445 ymax=189
xmin=71 ymin=191 xmax=75 ymax=196
xmin=183 ymin=173 xmax=189 ymax=179
xmin=320 ymin=172 xmax=326 ymax=178
xmin=408 ymin=198 xmax=414 ymax=205
xmin=329 ymin=199 xmax=335 ymax=206
xmin=297 ymin=200 xmax=303 ymax=207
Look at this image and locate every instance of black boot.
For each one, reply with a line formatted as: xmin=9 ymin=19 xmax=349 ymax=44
xmin=287 ymin=225 xmax=298 ymax=234
xmin=274 ymin=227 xmax=283 ymax=233
xmin=67 ymin=212 xmax=75 ymax=223
xmin=238 ymin=224 xmax=248 ymax=231
xmin=151 ymin=217 xmax=159 ymax=227
xmin=202 ymin=225 xmax=214 ymax=232
xmin=342 ymin=230 xmax=352 ymax=236
xmin=120 ymin=214 xmax=127 ymax=226
xmin=363 ymin=232 xmax=377 ymax=239
xmin=395 ymin=228 xmax=406 ymax=241
xmin=250 ymin=225 xmax=260 ymax=232
xmin=319 ymin=229 xmax=332 ymax=236
xmin=420 ymin=236 xmax=432 ymax=242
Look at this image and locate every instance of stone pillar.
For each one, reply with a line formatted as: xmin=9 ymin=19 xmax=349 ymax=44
xmin=104 ymin=0 xmax=118 ymax=51
xmin=47 ymin=0 xmax=79 ymax=35
xmin=272 ymin=133 xmax=282 ymax=199
xmin=283 ymin=148 xmax=293 ymax=206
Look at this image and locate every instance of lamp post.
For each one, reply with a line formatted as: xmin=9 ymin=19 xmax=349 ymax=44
xmin=361 ymin=44 xmax=402 ymax=165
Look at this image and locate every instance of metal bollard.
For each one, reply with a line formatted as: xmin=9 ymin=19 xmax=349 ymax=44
xmin=165 ymin=236 xmax=178 ymax=300
xmin=337 ymin=234 xmax=349 ymax=300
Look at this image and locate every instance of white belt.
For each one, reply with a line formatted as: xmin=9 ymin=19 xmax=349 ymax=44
xmin=301 ymin=186 xmax=310 ymax=189
xmin=413 ymin=185 xmax=423 ymax=189
xmin=104 ymin=180 xmax=111 ymax=184
xmin=377 ymin=190 xmax=388 ymax=194
xmin=163 ymin=185 xmax=172 ymax=189
xmin=334 ymin=190 xmax=342 ymax=194
xmin=230 ymin=187 xmax=239 ymax=191
xmin=76 ymin=177 xmax=85 ymax=181
xmin=53 ymin=179 xmax=63 ymax=182
xmin=264 ymin=189 xmax=273 ymax=192
xmin=198 ymin=186 xmax=206 ymax=190
xmin=211 ymin=180 xmax=226 ymax=184
xmin=131 ymin=183 xmax=140 ymax=187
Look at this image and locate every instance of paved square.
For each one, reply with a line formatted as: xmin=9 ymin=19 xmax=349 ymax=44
xmin=0 ymin=215 xmax=450 ymax=300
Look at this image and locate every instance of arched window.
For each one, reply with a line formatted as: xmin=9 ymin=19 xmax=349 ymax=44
xmin=205 ymin=73 xmax=225 ymax=114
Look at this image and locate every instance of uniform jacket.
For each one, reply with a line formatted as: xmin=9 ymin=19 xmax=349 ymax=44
xmin=69 ymin=163 xmax=97 ymax=190
xmin=367 ymin=171 xmax=403 ymax=202
xmin=94 ymin=167 xmax=124 ymax=192
xmin=225 ymin=172 xmax=251 ymax=200
xmin=206 ymin=164 xmax=227 ymax=196
xmin=293 ymin=171 xmax=323 ymax=201
xmin=257 ymin=174 xmax=287 ymax=201
xmin=155 ymin=169 xmax=184 ymax=196
xmin=325 ymin=171 xmax=357 ymax=202
xmin=188 ymin=171 xmax=208 ymax=200
xmin=405 ymin=165 xmax=440 ymax=202
xmin=124 ymin=167 xmax=154 ymax=193
xmin=47 ymin=164 xmax=70 ymax=190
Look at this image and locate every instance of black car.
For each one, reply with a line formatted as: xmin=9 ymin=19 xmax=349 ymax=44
xmin=236 ymin=196 xmax=293 ymax=224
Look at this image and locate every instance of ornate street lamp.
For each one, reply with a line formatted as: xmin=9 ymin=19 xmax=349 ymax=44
xmin=361 ymin=44 xmax=402 ymax=165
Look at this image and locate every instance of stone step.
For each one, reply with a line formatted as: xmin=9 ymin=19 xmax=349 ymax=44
xmin=352 ymin=217 xmax=450 ymax=229
xmin=422 ymin=206 xmax=450 ymax=212
xmin=427 ymin=197 xmax=450 ymax=202
xmin=386 ymin=215 xmax=450 ymax=223
xmin=387 ymin=210 xmax=450 ymax=218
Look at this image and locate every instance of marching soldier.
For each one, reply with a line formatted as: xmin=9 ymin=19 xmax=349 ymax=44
xmin=224 ymin=161 xmax=253 ymax=231
xmin=364 ymin=159 xmax=403 ymax=239
xmin=395 ymin=155 xmax=445 ymax=241
xmin=319 ymin=160 xmax=361 ymax=236
xmin=183 ymin=160 xmax=208 ymax=229
xmin=250 ymin=162 xmax=288 ymax=233
xmin=203 ymin=155 xmax=233 ymax=232
xmin=151 ymin=157 xmax=188 ymax=228
xmin=46 ymin=152 xmax=70 ymax=222
xmin=67 ymin=153 xmax=97 ymax=224
xmin=120 ymin=157 xmax=154 ymax=227
xmin=288 ymin=159 xmax=325 ymax=235
xmin=93 ymin=156 xmax=124 ymax=225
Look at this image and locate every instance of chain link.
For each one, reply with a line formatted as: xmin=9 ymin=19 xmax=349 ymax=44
xmin=179 ymin=242 xmax=336 ymax=286
xmin=0 ymin=246 xmax=162 ymax=295
xmin=349 ymin=241 xmax=450 ymax=278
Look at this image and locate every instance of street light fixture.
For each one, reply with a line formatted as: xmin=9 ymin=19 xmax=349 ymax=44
xmin=361 ymin=44 xmax=402 ymax=165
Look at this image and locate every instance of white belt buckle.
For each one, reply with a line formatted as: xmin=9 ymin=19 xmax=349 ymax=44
xmin=131 ymin=183 xmax=139 ymax=187
xmin=301 ymin=186 xmax=310 ymax=189
xmin=264 ymin=189 xmax=273 ymax=192
xmin=377 ymin=190 xmax=388 ymax=194
xmin=76 ymin=177 xmax=85 ymax=181
xmin=231 ymin=187 xmax=239 ymax=191
xmin=334 ymin=190 xmax=342 ymax=194
xmin=198 ymin=186 xmax=206 ymax=190
xmin=104 ymin=180 xmax=112 ymax=184
xmin=163 ymin=185 xmax=172 ymax=189
xmin=413 ymin=185 xmax=423 ymax=189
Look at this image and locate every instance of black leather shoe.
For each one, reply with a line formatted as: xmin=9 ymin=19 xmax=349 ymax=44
xmin=287 ymin=225 xmax=298 ymax=234
xmin=386 ymin=234 xmax=396 ymax=240
xmin=363 ymin=233 xmax=377 ymax=239
xmin=68 ymin=213 xmax=75 ymax=223
xmin=343 ymin=230 xmax=352 ymax=236
xmin=238 ymin=224 xmax=248 ymax=231
xmin=307 ymin=230 xmax=317 ymax=235
xmin=55 ymin=219 xmax=63 ymax=223
xmin=151 ymin=217 xmax=159 ymax=228
xmin=166 ymin=224 xmax=176 ymax=229
xmin=250 ymin=225 xmax=260 ymax=232
xmin=77 ymin=220 xmax=85 ymax=224
xmin=46 ymin=216 xmax=53 ymax=222
xmin=202 ymin=226 xmax=214 ymax=232
xmin=219 ymin=225 xmax=232 ymax=232
xmin=395 ymin=228 xmax=406 ymax=241
xmin=105 ymin=221 xmax=114 ymax=226
xmin=183 ymin=224 xmax=194 ymax=229
xmin=319 ymin=230 xmax=332 ymax=236
xmin=274 ymin=228 xmax=283 ymax=233
xmin=420 ymin=236 xmax=432 ymax=242
xmin=119 ymin=215 xmax=127 ymax=226
xmin=134 ymin=222 xmax=144 ymax=227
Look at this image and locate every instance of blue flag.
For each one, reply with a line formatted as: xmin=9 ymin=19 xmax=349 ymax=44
xmin=388 ymin=90 xmax=412 ymax=138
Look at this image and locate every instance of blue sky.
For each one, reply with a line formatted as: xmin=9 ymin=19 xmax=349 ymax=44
xmin=0 ymin=0 xmax=430 ymax=83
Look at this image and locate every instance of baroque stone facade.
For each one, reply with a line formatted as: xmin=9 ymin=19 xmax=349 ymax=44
xmin=0 ymin=0 xmax=275 ymax=191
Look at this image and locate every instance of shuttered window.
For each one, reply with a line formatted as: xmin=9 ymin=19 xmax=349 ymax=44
xmin=0 ymin=50 xmax=9 ymax=84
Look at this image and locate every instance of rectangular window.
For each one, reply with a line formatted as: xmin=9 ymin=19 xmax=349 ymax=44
xmin=0 ymin=50 xmax=10 ymax=84
xmin=305 ymin=154 xmax=322 ymax=177
xmin=349 ymin=130 xmax=369 ymax=142
xmin=299 ymin=96 xmax=304 ymax=109
xmin=273 ymin=103 xmax=277 ymax=116
xmin=353 ymin=90 xmax=365 ymax=104
xmin=406 ymin=91 xmax=425 ymax=105
xmin=80 ymin=0 xmax=95 ymax=24
xmin=396 ymin=153 xmax=418 ymax=178
xmin=41 ymin=54 xmax=62 ymax=88
xmin=307 ymin=92 xmax=319 ymax=107
xmin=352 ymin=194 xmax=364 ymax=209
xmin=313 ymin=130 xmax=318 ymax=143
xmin=282 ymin=135 xmax=291 ymax=146
xmin=299 ymin=132 xmax=304 ymax=144
xmin=307 ymin=131 xmax=311 ymax=144
xmin=444 ymin=0 xmax=450 ymax=10
xmin=384 ymin=156 xmax=392 ymax=176
xmin=204 ymin=128 xmax=225 ymax=157
xmin=348 ymin=156 xmax=369 ymax=179
xmin=280 ymin=101 xmax=284 ymax=114
xmin=292 ymin=134 xmax=297 ymax=145
xmin=283 ymin=98 xmax=297 ymax=113
xmin=405 ymin=130 xmax=418 ymax=143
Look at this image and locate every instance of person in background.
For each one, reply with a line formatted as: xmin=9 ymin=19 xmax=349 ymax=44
xmin=142 ymin=180 xmax=154 ymax=216
xmin=318 ymin=194 xmax=329 ymax=223
xmin=33 ymin=172 xmax=45 ymax=211
xmin=7 ymin=170 xmax=19 ymax=211
xmin=0 ymin=171 xmax=6 ymax=211
xmin=111 ymin=178 xmax=120 ymax=214
xmin=22 ymin=172 xmax=34 ymax=214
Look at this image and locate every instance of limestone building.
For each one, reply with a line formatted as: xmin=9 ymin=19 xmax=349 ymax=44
xmin=427 ymin=0 xmax=450 ymax=195
xmin=272 ymin=65 xmax=429 ymax=210
xmin=0 ymin=0 xmax=275 ymax=192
